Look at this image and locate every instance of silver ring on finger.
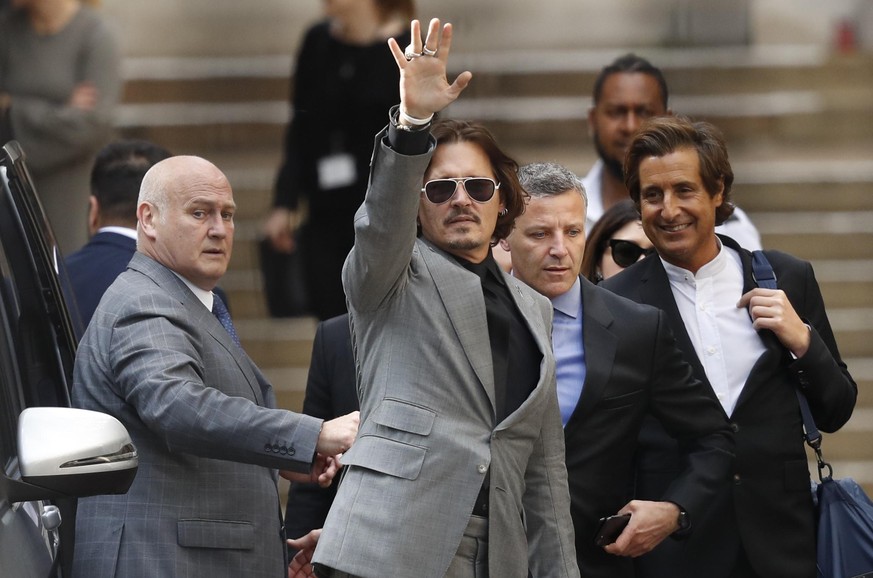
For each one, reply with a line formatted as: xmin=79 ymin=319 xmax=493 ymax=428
xmin=404 ymin=45 xmax=421 ymax=61
xmin=422 ymin=46 xmax=437 ymax=57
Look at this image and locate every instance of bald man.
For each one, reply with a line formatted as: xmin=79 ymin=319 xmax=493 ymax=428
xmin=71 ymin=155 xmax=359 ymax=578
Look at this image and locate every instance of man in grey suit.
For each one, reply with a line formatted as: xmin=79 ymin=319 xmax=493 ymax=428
xmin=311 ymin=18 xmax=578 ymax=578
xmin=71 ymin=155 xmax=359 ymax=578
xmin=500 ymin=162 xmax=733 ymax=578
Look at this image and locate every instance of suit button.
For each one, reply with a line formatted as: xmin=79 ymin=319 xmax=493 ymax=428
xmin=477 ymin=464 xmax=487 ymax=474
xmin=279 ymin=446 xmax=288 ymax=455
xmin=264 ymin=444 xmax=272 ymax=452
xmin=733 ymin=474 xmax=742 ymax=485
xmin=288 ymin=447 xmax=296 ymax=456
xmin=797 ymin=370 xmax=810 ymax=387
xmin=272 ymin=444 xmax=280 ymax=453
xmin=730 ymin=423 xmax=740 ymax=433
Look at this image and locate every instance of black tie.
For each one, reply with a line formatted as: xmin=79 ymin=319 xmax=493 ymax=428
xmin=212 ymin=294 xmax=241 ymax=347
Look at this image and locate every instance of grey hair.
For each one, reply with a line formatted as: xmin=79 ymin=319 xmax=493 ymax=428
xmin=518 ymin=162 xmax=587 ymax=209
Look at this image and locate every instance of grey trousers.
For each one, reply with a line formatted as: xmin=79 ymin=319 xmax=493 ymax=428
xmin=322 ymin=514 xmax=489 ymax=578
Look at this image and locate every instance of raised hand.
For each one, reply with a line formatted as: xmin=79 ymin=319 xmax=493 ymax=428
xmin=387 ymin=18 xmax=472 ymax=122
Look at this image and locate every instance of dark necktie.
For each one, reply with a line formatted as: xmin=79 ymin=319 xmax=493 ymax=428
xmin=212 ymin=294 xmax=241 ymax=347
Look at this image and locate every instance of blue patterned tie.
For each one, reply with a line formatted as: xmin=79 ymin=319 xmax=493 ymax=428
xmin=212 ymin=294 xmax=241 ymax=347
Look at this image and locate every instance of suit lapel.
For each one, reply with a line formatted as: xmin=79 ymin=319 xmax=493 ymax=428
xmin=570 ymin=279 xmax=617 ymax=424
xmin=637 ymin=257 xmax=711 ymax=388
xmin=501 ymin=269 xmax=549 ymax=380
xmin=128 ymin=253 xmax=265 ymax=406
xmin=419 ymin=241 xmax=496 ymax=413
xmin=725 ymin=236 xmax=787 ymax=411
xmin=187 ymin=296 xmax=266 ymax=406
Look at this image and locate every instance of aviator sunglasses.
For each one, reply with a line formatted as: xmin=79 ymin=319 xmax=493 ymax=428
xmin=421 ymin=177 xmax=500 ymax=204
xmin=608 ymin=238 xmax=656 ymax=268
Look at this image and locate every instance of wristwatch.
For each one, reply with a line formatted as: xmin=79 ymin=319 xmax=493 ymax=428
xmin=676 ymin=509 xmax=690 ymax=533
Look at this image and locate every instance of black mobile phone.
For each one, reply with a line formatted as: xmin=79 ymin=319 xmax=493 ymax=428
xmin=594 ymin=513 xmax=631 ymax=547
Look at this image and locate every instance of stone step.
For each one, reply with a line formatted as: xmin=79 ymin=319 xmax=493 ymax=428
xmin=121 ymin=50 xmax=873 ymax=103
xmin=762 ymin=232 xmax=873 ymax=260
xmin=735 ymin=183 xmax=873 ymax=213
xmin=116 ymin=95 xmax=873 ymax=155
xmin=115 ymin=50 xmax=873 ymax=153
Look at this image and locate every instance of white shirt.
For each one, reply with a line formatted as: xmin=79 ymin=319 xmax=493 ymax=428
xmin=171 ymin=271 xmax=214 ymax=311
xmin=662 ymin=241 xmax=767 ymax=416
xmin=97 ymin=225 xmax=137 ymax=240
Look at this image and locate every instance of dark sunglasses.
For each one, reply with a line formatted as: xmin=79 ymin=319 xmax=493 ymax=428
xmin=608 ymin=239 xmax=655 ymax=268
xmin=421 ymin=177 xmax=499 ymax=204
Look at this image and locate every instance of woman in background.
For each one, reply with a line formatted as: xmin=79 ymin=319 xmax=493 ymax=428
xmin=0 ymin=0 xmax=121 ymax=255
xmin=581 ymin=199 xmax=654 ymax=283
xmin=263 ymin=0 xmax=414 ymax=319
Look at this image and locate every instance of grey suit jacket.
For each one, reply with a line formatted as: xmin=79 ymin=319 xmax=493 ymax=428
xmin=71 ymin=252 xmax=323 ymax=578
xmin=312 ymin=128 xmax=578 ymax=578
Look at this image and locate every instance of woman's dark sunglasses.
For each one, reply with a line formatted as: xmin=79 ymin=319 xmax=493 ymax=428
xmin=421 ymin=177 xmax=499 ymax=204
xmin=608 ymin=239 xmax=656 ymax=268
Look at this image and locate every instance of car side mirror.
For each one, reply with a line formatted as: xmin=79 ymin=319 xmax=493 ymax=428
xmin=3 ymin=407 xmax=138 ymax=503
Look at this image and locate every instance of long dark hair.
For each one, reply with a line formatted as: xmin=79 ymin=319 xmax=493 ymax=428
xmin=429 ymin=119 xmax=527 ymax=243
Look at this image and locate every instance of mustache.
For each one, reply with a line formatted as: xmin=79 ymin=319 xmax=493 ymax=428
xmin=443 ymin=209 xmax=480 ymax=225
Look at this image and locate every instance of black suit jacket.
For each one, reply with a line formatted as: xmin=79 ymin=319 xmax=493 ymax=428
xmin=286 ymin=286 xmax=733 ymax=576
xmin=603 ymin=235 xmax=857 ymax=578
xmin=64 ymin=231 xmax=136 ymax=332
xmin=284 ymin=314 xmax=358 ymax=542
xmin=567 ymin=277 xmax=733 ymax=578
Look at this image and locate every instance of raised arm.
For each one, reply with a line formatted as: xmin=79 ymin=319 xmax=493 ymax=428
xmin=342 ymin=19 xmax=472 ymax=312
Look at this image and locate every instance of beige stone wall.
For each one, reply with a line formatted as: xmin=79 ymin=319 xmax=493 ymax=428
xmin=100 ymin=0 xmax=864 ymax=59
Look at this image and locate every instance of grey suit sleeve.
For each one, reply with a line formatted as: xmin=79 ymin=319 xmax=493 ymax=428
xmin=341 ymin=128 xmax=435 ymax=313
xmin=105 ymin=292 xmax=321 ymax=472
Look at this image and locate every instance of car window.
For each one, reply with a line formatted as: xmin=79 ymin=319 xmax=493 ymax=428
xmin=0 ymin=220 xmax=22 ymax=466
xmin=0 ymin=154 xmax=76 ymax=410
xmin=0 ymin=144 xmax=78 ymax=578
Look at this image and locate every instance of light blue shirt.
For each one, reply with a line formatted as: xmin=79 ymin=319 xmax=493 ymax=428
xmin=551 ymin=277 xmax=586 ymax=427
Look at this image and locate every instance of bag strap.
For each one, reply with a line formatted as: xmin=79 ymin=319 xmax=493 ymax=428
xmin=751 ymin=251 xmax=833 ymax=481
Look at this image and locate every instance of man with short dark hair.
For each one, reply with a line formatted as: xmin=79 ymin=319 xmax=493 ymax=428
xmin=500 ymin=161 xmax=732 ymax=578
xmin=604 ymin=116 xmax=857 ymax=578
xmin=583 ymin=53 xmax=761 ymax=249
xmin=65 ymin=139 xmax=171 ymax=328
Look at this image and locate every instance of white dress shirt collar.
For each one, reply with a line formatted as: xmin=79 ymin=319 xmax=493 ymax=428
xmin=170 ymin=271 xmax=214 ymax=311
